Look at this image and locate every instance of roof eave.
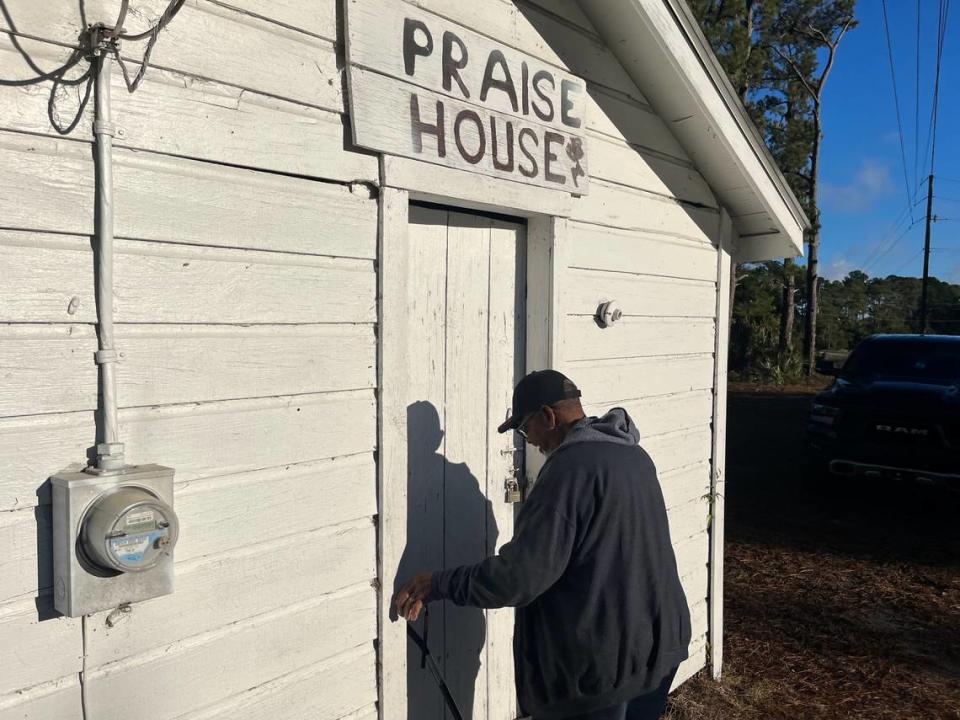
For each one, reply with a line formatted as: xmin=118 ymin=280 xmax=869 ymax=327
xmin=578 ymin=0 xmax=810 ymax=262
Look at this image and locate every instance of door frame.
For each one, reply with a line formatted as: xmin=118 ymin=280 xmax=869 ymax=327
xmin=376 ymin=168 xmax=568 ymax=720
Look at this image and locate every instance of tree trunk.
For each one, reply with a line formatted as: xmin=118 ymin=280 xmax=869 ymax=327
xmin=739 ymin=1 xmax=756 ymax=102
xmin=804 ymin=113 xmax=822 ymax=375
xmin=779 ymin=258 xmax=795 ymax=358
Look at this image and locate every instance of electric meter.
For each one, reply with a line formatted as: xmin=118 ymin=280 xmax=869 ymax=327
xmin=51 ymin=464 xmax=178 ymax=617
xmin=80 ymin=487 xmax=179 ymax=573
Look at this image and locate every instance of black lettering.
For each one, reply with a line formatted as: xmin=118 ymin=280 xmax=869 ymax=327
xmin=531 ymin=70 xmax=555 ymax=122
xmin=521 ymin=61 xmax=530 ymax=115
xmin=410 ymin=95 xmax=445 ymax=157
xmin=490 ymin=117 xmax=514 ymax=172
xmin=543 ymin=131 xmax=565 ymax=184
xmin=518 ymin=127 xmax=539 ymax=178
xmin=560 ymin=79 xmax=582 ymax=129
xmin=454 ymin=109 xmax=485 ymax=164
xmin=480 ymin=50 xmax=519 ymax=112
xmin=442 ymin=31 xmax=470 ymax=98
xmin=403 ymin=18 xmax=433 ymax=76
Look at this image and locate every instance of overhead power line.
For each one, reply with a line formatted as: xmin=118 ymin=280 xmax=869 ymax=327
xmin=892 ymin=249 xmax=924 ymax=275
xmin=881 ymin=0 xmax=917 ymax=222
xmin=928 ymin=0 xmax=951 ymax=176
xmin=914 ymin=0 xmax=922 ymax=188
xmin=863 ymin=218 xmax=924 ymax=275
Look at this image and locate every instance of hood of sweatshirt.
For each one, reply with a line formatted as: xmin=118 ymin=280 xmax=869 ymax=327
xmin=556 ymin=407 xmax=640 ymax=451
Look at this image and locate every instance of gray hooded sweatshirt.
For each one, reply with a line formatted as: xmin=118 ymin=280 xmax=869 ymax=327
xmin=433 ymin=408 xmax=692 ymax=719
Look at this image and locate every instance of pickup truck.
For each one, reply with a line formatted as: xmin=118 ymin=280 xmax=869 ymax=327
xmin=805 ymin=334 xmax=960 ymax=488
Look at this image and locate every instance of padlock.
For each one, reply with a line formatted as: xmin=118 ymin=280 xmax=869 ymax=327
xmin=504 ymin=478 xmax=523 ymax=503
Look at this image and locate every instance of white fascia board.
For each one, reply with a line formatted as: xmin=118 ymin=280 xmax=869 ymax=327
xmin=579 ymin=0 xmax=809 ymax=262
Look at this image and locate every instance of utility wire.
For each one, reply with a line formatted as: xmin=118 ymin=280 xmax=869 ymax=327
xmin=914 ymin=0 xmax=922 ymax=191
xmin=916 ymin=0 xmax=950 ymax=189
xmin=928 ymin=0 xmax=951 ymax=176
xmin=864 ymin=218 xmax=924 ymax=274
xmin=111 ymin=0 xmax=186 ymax=93
xmin=882 ymin=0 xmax=917 ymax=222
xmin=892 ymin=248 xmax=924 ymax=275
xmin=859 ymin=192 xmax=924 ymax=269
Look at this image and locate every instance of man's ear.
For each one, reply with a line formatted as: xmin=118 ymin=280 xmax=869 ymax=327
xmin=541 ymin=405 xmax=558 ymax=430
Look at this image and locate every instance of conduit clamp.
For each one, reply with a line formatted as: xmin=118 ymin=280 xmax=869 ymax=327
xmin=95 ymin=349 xmax=119 ymax=364
xmin=93 ymin=119 xmax=125 ymax=140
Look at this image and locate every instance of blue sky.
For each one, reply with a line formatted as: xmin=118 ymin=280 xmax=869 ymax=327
xmin=816 ymin=0 xmax=958 ymax=283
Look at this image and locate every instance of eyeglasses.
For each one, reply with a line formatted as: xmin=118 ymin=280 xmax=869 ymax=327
xmin=516 ymin=410 xmax=538 ymax=439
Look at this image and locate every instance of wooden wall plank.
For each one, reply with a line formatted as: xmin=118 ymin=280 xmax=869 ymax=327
xmin=383 ymin=155 xmax=572 ymax=218
xmin=0 ymin=1 xmax=343 ymax=111
xmin=0 ymin=232 xmax=376 ymax=325
xmin=588 ymin=133 xmax=715 ymax=206
xmin=680 ymin=558 xmax=709 ymax=607
xmin=177 ymin=647 xmax=377 ymax=720
xmin=660 ymin=462 xmax=711 ymax=512
xmin=563 ymin=317 xmax=716 ymax=362
xmin=174 ymin=456 xmax=376 ymax=562
xmin=585 ymin=86 xmax=688 ymax=160
xmin=0 ymin=392 xmax=376 ymax=513
xmin=689 ymin=599 xmax=710 ymax=641
xmin=0 ymin=675 xmax=81 ymax=720
xmin=674 ymin=529 xmax=710 ymax=576
xmin=0 ymin=133 xmax=377 ymax=256
xmin=584 ymin=390 xmax=714 ymax=441
xmin=667 ymin=496 xmax=710 ymax=544
xmin=214 ymin=0 xmax=338 ymax=41
xmin=571 ymin=181 xmax=719 ymax=241
xmin=0 ymin=453 xmax=376 ymax=603
xmin=567 ymin=222 xmax=718 ymax=280
xmin=672 ymin=635 xmax=707 ymax=690
xmin=643 ymin=426 xmax=713 ymax=476
xmin=0 ymin=507 xmax=52 ymax=603
xmin=85 ymin=586 xmax=376 ymax=720
xmin=0 ymin=597 xmax=80 ymax=694
xmin=0 ymin=37 xmax=375 ymax=183
xmin=86 ymin=521 xmax=375 ymax=667
xmin=0 ymin=324 xmax=375 ymax=417
xmin=443 ymin=212 xmax=493 ymax=720
xmin=565 ymin=270 xmax=716 ymax=319
xmin=569 ymin=354 xmax=716 ymax=403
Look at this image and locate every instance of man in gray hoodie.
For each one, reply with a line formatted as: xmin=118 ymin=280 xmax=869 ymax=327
xmin=394 ymin=370 xmax=691 ymax=720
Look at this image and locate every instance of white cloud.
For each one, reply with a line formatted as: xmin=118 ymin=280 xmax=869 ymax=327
xmin=822 ymin=159 xmax=895 ymax=213
xmin=823 ymin=257 xmax=855 ymax=280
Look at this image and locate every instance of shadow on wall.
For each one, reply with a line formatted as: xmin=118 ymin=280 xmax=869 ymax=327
xmin=514 ymin=1 xmax=722 ymax=247
xmin=395 ymin=401 xmax=499 ymax=720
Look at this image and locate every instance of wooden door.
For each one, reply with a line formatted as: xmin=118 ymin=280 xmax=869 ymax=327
xmin=397 ymin=204 xmax=525 ymax=720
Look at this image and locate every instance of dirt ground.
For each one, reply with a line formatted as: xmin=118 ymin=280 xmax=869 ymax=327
xmin=665 ymin=385 xmax=960 ymax=720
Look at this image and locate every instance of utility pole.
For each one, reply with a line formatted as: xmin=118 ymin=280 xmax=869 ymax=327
xmin=920 ymin=174 xmax=934 ymax=333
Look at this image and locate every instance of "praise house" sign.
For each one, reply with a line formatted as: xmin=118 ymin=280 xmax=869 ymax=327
xmin=345 ymin=0 xmax=589 ymax=194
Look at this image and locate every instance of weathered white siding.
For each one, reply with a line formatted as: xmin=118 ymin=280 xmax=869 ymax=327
xmin=0 ymin=1 xmax=378 ymax=718
xmin=1 ymin=0 xmax=731 ymax=715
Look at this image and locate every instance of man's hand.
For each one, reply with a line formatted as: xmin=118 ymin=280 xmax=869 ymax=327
xmin=392 ymin=571 xmax=434 ymax=622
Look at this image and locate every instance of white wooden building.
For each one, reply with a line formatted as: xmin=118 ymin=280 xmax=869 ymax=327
xmin=0 ymin=1 xmax=806 ymax=718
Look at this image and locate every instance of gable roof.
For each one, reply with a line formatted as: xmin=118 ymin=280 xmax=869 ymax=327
xmin=579 ymin=0 xmax=810 ymax=262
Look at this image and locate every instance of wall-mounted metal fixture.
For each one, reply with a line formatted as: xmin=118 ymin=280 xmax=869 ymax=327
xmin=595 ymin=300 xmax=623 ymax=328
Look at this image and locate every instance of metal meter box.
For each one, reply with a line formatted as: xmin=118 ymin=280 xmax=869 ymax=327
xmin=51 ymin=464 xmax=178 ymax=617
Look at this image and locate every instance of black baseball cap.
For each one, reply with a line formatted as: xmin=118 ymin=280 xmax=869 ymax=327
xmin=497 ymin=370 xmax=582 ymax=433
